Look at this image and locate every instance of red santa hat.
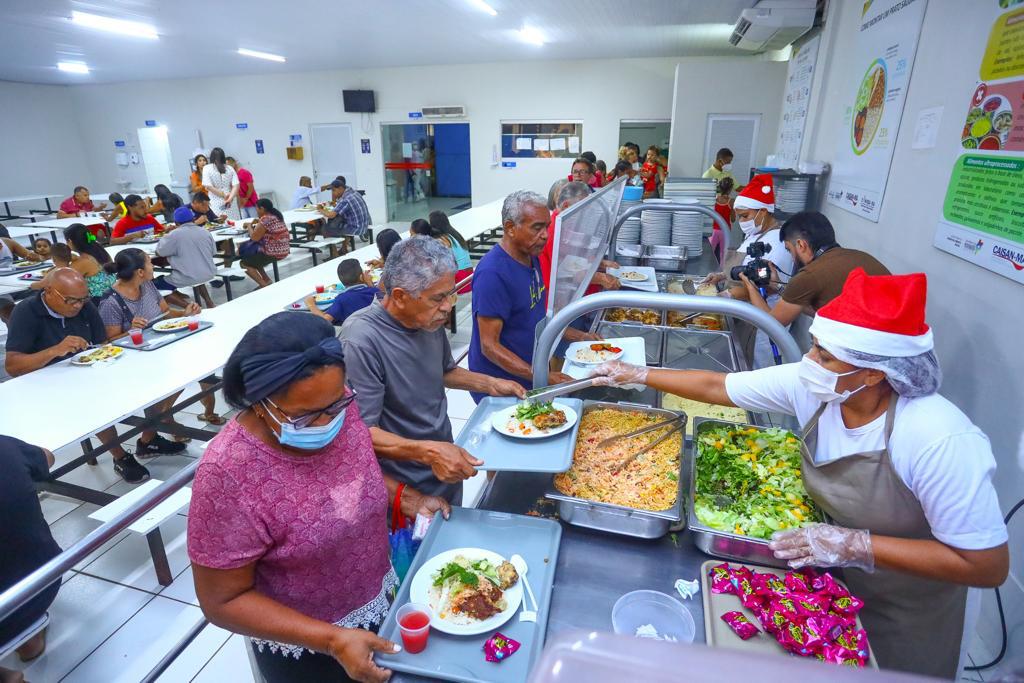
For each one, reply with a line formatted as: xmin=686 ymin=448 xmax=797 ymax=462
xmin=733 ymin=173 xmax=775 ymax=212
xmin=809 ymin=268 xmax=933 ymax=357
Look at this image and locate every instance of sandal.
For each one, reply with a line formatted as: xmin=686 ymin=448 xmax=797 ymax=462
xmin=198 ymin=413 xmax=227 ymax=426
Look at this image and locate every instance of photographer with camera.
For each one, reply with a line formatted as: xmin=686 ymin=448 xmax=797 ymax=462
xmin=738 ymin=211 xmax=890 ymax=329
xmin=703 ymin=174 xmax=794 ymax=367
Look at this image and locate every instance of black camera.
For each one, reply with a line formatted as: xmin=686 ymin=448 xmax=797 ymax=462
xmin=729 ymin=241 xmax=773 ymax=288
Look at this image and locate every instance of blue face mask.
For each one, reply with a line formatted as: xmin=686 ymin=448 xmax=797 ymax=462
xmin=262 ymin=400 xmax=347 ymax=450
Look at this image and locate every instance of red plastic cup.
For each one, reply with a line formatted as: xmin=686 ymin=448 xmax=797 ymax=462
xmin=129 ymin=328 xmax=144 ymax=345
xmin=227 ymin=219 xmax=235 ymax=227
xmin=396 ymin=603 xmax=431 ymax=654
xmin=315 ymin=284 xmax=325 ymax=294
xmin=187 ymin=318 xmax=200 ymax=331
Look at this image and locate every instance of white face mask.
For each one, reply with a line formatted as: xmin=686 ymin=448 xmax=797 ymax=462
xmin=798 ymin=356 xmax=866 ymax=404
xmin=721 ymin=163 xmax=733 ymax=172
xmin=738 ymin=210 xmax=761 ymax=238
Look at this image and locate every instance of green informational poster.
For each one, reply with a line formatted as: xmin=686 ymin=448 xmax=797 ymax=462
xmin=934 ymin=1 xmax=1024 ymax=283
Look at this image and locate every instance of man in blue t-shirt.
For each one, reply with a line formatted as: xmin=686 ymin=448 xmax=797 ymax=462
xmin=303 ymin=258 xmax=378 ymax=325
xmin=468 ymin=190 xmax=598 ymax=402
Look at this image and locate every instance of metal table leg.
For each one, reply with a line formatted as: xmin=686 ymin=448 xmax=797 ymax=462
xmin=146 ymin=529 xmax=174 ymax=586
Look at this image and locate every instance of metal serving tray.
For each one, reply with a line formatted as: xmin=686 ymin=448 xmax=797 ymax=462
xmin=545 ymin=400 xmax=686 ymax=539
xmin=376 ymin=507 xmax=562 ymax=683
xmin=595 ymin=322 xmax=664 ymax=365
xmin=661 ymin=327 xmax=738 ymax=373
xmin=112 ymin=320 xmax=214 ymax=352
xmin=688 ymin=417 xmax=813 ymax=568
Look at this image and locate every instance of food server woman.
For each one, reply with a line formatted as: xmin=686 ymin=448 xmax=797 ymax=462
xmin=591 ymin=269 xmax=1008 ymax=679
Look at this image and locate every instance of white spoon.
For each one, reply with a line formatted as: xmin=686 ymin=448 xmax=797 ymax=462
xmin=510 ymin=554 xmax=538 ymax=623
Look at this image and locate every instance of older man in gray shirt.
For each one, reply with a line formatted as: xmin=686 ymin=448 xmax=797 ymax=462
xmin=340 ymin=237 xmax=525 ymax=502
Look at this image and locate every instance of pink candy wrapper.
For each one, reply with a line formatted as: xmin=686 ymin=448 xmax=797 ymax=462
xmin=708 ymin=563 xmax=736 ymax=594
xmin=830 ymin=594 xmax=865 ymax=617
xmin=784 ymin=570 xmax=813 ymax=594
xmin=483 ymin=632 xmax=521 ymax=663
xmin=793 ymin=592 xmax=831 ymax=617
xmin=721 ymin=611 xmax=760 ymax=640
xmin=753 ymin=573 xmax=787 ymax=597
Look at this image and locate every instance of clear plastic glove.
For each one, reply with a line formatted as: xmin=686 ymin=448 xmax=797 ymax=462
xmin=588 ymin=360 xmax=649 ymax=387
xmin=769 ymin=523 xmax=874 ymax=572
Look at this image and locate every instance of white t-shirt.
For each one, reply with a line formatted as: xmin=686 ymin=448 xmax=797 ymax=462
xmin=725 ymin=363 xmax=1008 ymax=551
xmin=738 ymin=227 xmax=794 ymax=285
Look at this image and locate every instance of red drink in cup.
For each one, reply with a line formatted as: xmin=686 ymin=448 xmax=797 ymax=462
xmin=396 ymin=603 xmax=431 ymax=654
xmin=315 ymin=284 xmax=325 ymax=294
xmin=129 ymin=328 xmax=144 ymax=345
xmin=187 ymin=318 xmax=200 ymax=331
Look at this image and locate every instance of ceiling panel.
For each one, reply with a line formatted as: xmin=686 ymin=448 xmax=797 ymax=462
xmin=0 ymin=0 xmax=759 ymax=84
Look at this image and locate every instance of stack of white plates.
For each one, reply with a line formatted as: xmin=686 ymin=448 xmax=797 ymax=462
xmin=670 ymin=199 xmax=704 ymax=256
xmin=663 ymin=177 xmax=716 ymax=235
xmin=617 ymin=196 xmax=642 ymax=248
xmin=776 ymin=178 xmax=810 ymax=214
xmin=641 ymin=198 xmax=672 ymax=245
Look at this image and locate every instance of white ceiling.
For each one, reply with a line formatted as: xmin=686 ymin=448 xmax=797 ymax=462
xmin=0 ymin=0 xmax=761 ymax=85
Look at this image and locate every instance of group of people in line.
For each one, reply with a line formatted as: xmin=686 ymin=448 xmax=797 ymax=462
xmin=0 ymin=154 xmax=1013 ymax=683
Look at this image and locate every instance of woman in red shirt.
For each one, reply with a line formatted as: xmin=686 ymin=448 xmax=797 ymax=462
xmin=711 ymin=177 xmax=734 ymax=264
xmin=241 ymin=198 xmax=291 ymax=288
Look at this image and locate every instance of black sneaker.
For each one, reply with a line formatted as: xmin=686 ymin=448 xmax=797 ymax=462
xmin=211 ymin=280 xmax=225 ymax=288
xmin=113 ymin=455 xmax=150 ymax=483
xmin=226 ymin=275 xmax=245 ymax=282
xmin=137 ymin=435 xmax=187 ymax=458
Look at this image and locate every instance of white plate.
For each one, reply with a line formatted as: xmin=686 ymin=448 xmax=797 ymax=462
xmin=70 ymin=345 xmax=125 ymax=366
xmin=618 ymin=270 xmax=649 ymax=282
xmin=407 ymin=548 xmax=523 ymax=636
xmin=570 ymin=345 xmax=624 ymax=365
xmin=152 ymin=319 xmax=191 ymax=333
xmin=489 ymin=402 xmax=578 ymax=439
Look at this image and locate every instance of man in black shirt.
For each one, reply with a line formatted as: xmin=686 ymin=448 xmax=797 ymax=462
xmin=4 ymin=269 xmax=151 ymax=483
xmin=0 ymin=435 xmax=60 ymax=674
xmin=187 ymin=191 xmax=225 ymax=226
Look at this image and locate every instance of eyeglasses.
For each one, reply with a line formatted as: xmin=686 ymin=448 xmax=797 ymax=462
xmin=263 ymin=389 xmax=358 ymax=429
xmin=426 ymin=289 xmax=459 ymax=308
xmin=52 ymin=290 xmax=90 ymax=306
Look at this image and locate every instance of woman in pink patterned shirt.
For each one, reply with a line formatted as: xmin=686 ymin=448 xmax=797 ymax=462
xmin=187 ymin=313 xmax=450 ymax=683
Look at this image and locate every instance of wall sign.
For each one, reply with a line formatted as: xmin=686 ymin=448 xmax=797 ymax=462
xmin=501 ymin=161 xmax=517 ymax=168
xmin=144 ymin=120 xmax=157 ymax=127
xmin=408 ymin=112 xmax=423 ymax=119
xmin=933 ymin=1 xmax=1024 ymax=285
xmin=289 ymin=134 xmax=302 ymax=146
xmin=776 ymin=35 xmax=820 ymax=169
xmin=255 ymin=139 xmax=265 ymax=154
xmin=114 ymin=140 xmax=126 ymax=147
xmin=825 ymin=0 xmax=927 ymax=222
xmin=236 ymin=122 xmax=248 ymax=130
xmin=361 ymin=138 xmax=371 ymax=154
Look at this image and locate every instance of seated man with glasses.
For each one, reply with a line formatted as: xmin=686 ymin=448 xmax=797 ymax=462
xmin=4 ymin=268 xmax=152 ymax=483
xmin=339 ymin=237 xmax=526 ymax=503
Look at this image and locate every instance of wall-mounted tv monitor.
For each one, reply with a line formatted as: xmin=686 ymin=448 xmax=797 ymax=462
xmin=343 ymin=90 xmax=376 ymax=113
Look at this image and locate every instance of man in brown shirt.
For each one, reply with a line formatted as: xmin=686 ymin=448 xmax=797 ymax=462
xmin=740 ymin=211 xmax=889 ymax=325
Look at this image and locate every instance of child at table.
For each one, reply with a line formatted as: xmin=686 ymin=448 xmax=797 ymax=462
xmin=32 ymin=237 xmax=51 ymax=259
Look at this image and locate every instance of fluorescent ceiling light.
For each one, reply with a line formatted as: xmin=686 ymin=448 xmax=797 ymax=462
xmin=57 ymin=61 xmax=89 ymax=74
xmin=518 ymin=26 xmax=545 ymax=46
xmin=469 ymin=0 xmax=498 ymax=15
xmin=237 ymin=48 xmax=286 ymax=63
xmin=70 ymin=11 xmax=158 ymax=39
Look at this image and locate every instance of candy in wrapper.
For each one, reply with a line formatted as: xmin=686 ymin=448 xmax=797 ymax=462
xmin=784 ymin=570 xmax=813 ymax=594
xmin=411 ymin=513 xmax=433 ymax=542
xmin=805 ymin=614 xmax=847 ymax=644
xmin=708 ymin=563 xmax=736 ymax=595
xmin=760 ymin=602 xmax=792 ymax=635
xmin=752 ymin=573 xmax=787 ymax=597
xmin=721 ymin=611 xmax=760 ymax=640
xmin=778 ymin=621 xmax=812 ymax=655
xmin=830 ymin=594 xmax=865 ymax=617
xmin=483 ymin=632 xmax=521 ymax=663
xmin=734 ymin=572 xmax=762 ymax=610
xmin=793 ymin=592 xmax=831 ymax=617
xmin=821 ymin=644 xmax=866 ymax=668
xmin=771 ymin=596 xmax=801 ymax=622
xmin=810 ymin=571 xmax=849 ymax=598
xmin=834 ymin=627 xmax=871 ymax=662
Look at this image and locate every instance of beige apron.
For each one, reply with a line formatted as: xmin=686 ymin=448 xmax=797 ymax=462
xmin=800 ymin=395 xmax=967 ymax=679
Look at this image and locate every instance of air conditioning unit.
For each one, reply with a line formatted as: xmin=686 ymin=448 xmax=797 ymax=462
xmin=730 ymin=0 xmax=815 ymax=52
xmin=421 ymin=105 xmax=467 ymax=118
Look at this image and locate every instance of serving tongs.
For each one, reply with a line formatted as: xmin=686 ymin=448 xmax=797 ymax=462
xmin=599 ymin=413 xmax=688 ymax=473
xmin=524 ymin=376 xmax=598 ymax=405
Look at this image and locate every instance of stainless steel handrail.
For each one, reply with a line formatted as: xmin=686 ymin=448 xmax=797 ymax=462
xmin=532 ymin=290 xmax=801 ymax=388
xmin=0 ymin=459 xmax=199 ymax=623
xmin=140 ymin=615 xmax=210 ymax=683
xmin=608 ymin=203 xmax=731 ymax=259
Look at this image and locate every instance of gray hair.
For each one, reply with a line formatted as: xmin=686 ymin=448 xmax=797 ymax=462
xmin=556 ymin=181 xmax=590 ymax=209
xmin=380 ymin=235 xmax=456 ymax=297
xmin=546 ymin=179 xmax=569 ymax=211
xmin=502 ymin=189 xmax=547 ymax=225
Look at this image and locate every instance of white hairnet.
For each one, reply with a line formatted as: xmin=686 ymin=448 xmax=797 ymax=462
xmin=819 ymin=340 xmax=942 ymax=398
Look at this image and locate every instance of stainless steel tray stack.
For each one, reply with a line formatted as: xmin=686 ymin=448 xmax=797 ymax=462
xmin=545 ymin=400 xmax=686 ymax=539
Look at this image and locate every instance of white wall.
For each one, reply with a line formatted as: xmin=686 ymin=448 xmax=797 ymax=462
xmin=804 ymin=0 xmax=1024 ymax=667
xmin=0 ymin=81 xmax=92 ymax=207
xmin=60 ymin=55 xmax=784 ymax=222
xmin=668 ymin=59 xmax=788 ymax=177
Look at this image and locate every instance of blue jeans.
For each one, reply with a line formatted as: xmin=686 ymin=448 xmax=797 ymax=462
xmin=240 ymin=205 xmax=258 ymax=218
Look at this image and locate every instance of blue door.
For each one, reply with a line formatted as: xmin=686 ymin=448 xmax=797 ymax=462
xmin=434 ymin=123 xmax=471 ymax=197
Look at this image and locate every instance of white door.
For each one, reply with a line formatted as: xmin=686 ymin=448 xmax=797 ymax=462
xmin=703 ymin=114 xmax=761 ymax=182
xmin=309 ymin=123 xmax=357 ymax=190
xmin=137 ymin=126 xmax=174 ymax=190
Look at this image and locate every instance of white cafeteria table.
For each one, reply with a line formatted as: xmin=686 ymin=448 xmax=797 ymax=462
xmin=0 ymin=193 xmax=62 ymax=219
xmin=0 ymin=198 xmax=503 ymax=453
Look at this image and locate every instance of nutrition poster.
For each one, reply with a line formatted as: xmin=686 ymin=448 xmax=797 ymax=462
xmin=826 ymin=0 xmax=927 ymax=222
xmin=776 ymin=35 xmax=820 ymax=169
xmin=933 ymin=1 xmax=1024 ymax=284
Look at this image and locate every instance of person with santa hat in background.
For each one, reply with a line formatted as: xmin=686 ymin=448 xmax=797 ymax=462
xmin=704 ymin=173 xmax=795 ymax=368
xmin=588 ymin=268 xmax=1009 ymax=680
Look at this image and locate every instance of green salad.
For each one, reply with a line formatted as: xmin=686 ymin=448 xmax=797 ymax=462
xmin=693 ymin=424 xmax=822 ymax=539
xmin=515 ymin=400 xmax=556 ymax=421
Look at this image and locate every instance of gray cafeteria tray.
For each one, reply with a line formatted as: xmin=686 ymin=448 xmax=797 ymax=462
xmin=661 ymin=327 xmax=739 ymax=373
xmin=3 ymin=259 xmax=51 ymax=274
xmin=545 ymin=400 xmax=686 ymax=539
xmin=456 ymin=396 xmax=583 ymax=473
xmin=283 ymin=283 xmax=342 ymax=312
xmin=688 ymin=417 xmax=810 ymax=568
xmin=595 ymin=321 xmax=663 ymax=365
xmin=112 ymin=320 xmax=213 ymax=351
xmin=376 ymin=507 xmax=562 ymax=683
